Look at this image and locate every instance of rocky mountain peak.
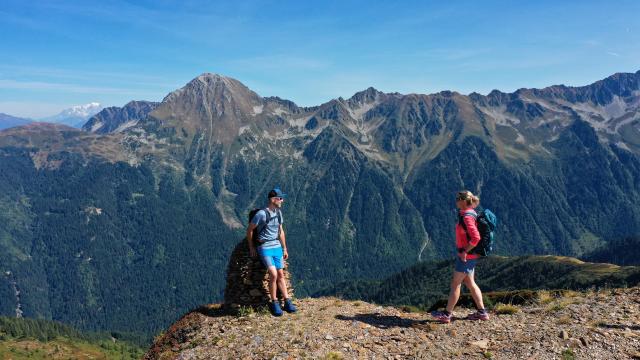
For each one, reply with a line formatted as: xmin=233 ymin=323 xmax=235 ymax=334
xmin=162 ymin=73 xmax=262 ymax=108
xmin=347 ymin=87 xmax=384 ymax=106
xmin=145 ymin=73 xmax=270 ymax=150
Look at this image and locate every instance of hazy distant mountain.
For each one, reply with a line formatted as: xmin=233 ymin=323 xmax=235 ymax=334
xmin=83 ymin=101 xmax=160 ymax=134
xmin=40 ymin=102 xmax=103 ymax=128
xmin=0 ymin=71 xmax=639 ymax=338
xmin=0 ymin=113 xmax=32 ymax=130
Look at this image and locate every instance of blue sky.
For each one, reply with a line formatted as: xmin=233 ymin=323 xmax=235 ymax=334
xmin=1 ymin=0 xmax=639 ymax=118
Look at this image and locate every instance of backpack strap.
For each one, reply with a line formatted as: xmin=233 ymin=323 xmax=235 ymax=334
xmin=255 ymin=208 xmax=271 ymax=240
xmin=458 ymin=210 xmax=477 ymax=242
xmin=256 ymin=208 xmax=282 ymax=241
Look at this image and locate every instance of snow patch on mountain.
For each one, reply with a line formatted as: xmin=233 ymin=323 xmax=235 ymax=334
xmin=41 ymin=102 xmax=103 ymax=128
xmin=479 ymin=106 xmax=521 ymax=126
xmin=252 ymin=105 xmax=264 ymax=115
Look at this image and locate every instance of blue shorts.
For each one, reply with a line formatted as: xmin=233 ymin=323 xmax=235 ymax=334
xmin=454 ymin=256 xmax=477 ymax=275
xmin=258 ymin=247 xmax=284 ymax=270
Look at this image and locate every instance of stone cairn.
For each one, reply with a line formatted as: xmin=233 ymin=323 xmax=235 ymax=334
xmin=224 ymin=239 xmax=294 ymax=309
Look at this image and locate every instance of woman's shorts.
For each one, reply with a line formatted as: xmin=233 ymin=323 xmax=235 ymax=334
xmin=258 ymin=246 xmax=284 ymax=270
xmin=454 ymin=256 xmax=477 ymax=275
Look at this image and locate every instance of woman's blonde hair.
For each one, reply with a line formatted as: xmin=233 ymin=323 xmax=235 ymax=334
xmin=456 ymin=190 xmax=480 ymax=207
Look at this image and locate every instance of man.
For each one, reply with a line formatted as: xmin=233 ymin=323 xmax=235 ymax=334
xmin=246 ymin=187 xmax=297 ymax=316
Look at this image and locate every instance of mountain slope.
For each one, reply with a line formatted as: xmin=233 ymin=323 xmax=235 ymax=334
xmin=83 ymin=101 xmax=160 ymax=134
xmin=314 ymin=255 xmax=640 ymax=309
xmin=0 ymin=316 xmax=144 ymax=359
xmin=0 ymin=113 xmax=32 ymax=130
xmin=581 ymin=235 xmax=640 ymax=266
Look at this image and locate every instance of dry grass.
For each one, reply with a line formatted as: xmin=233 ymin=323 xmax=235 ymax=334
xmin=324 ymin=351 xmax=344 ymax=360
xmin=546 ymin=302 xmax=567 ymax=313
xmin=537 ymin=291 xmax=556 ymax=305
xmin=494 ymin=303 xmax=520 ymax=315
xmin=398 ymin=305 xmax=422 ymax=313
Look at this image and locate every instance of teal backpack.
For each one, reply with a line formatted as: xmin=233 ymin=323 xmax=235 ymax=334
xmin=458 ymin=209 xmax=497 ymax=256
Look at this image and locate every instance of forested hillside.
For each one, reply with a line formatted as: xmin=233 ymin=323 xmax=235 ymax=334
xmin=0 ymin=316 xmax=144 ymax=359
xmin=314 ymin=255 xmax=640 ymax=309
xmin=581 ymin=236 xmax=640 ymax=266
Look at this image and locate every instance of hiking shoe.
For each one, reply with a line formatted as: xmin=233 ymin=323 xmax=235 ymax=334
xmin=467 ymin=310 xmax=490 ymax=321
xmin=283 ymin=298 xmax=297 ymax=313
xmin=431 ymin=310 xmax=451 ymax=324
xmin=269 ymin=301 xmax=283 ymax=317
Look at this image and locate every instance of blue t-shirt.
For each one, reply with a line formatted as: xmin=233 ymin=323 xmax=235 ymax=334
xmin=251 ymin=208 xmax=283 ymax=249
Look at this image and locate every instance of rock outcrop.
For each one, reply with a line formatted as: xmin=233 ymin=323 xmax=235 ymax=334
xmin=223 ymin=240 xmax=294 ymax=309
xmin=145 ymin=287 xmax=640 ymax=359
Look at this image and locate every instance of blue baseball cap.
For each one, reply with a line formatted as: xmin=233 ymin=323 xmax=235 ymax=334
xmin=268 ymin=187 xmax=287 ymax=198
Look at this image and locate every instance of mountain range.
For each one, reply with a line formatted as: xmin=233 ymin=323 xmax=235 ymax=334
xmin=0 ymin=70 xmax=639 ymax=338
xmin=0 ymin=103 xmax=104 ymax=130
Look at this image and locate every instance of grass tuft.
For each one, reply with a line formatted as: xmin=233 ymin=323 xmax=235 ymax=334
xmin=235 ymin=306 xmax=255 ymax=317
xmin=561 ymin=348 xmax=576 ymax=360
xmin=398 ymin=305 xmax=422 ymax=313
xmin=324 ymin=351 xmax=344 ymax=360
xmin=546 ymin=302 xmax=567 ymax=312
xmin=556 ymin=315 xmax=572 ymax=325
xmin=494 ymin=303 xmax=519 ymax=315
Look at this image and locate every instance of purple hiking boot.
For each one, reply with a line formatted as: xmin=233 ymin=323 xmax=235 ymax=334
xmin=431 ymin=310 xmax=452 ymax=323
xmin=467 ymin=310 xmax=490 ymax=321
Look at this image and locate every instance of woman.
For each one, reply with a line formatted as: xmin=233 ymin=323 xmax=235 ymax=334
xmin=431 ymin=190 xmax=489 ymax=323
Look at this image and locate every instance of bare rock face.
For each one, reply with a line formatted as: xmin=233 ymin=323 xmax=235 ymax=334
xmin=223 ymin=240 xmax=294 ymax=309
xmin=82 ymin=101 xmax=160 ymax=134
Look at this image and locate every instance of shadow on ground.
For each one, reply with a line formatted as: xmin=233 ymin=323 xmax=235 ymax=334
xmin=335 ymin=313 xmax=439 ymax=328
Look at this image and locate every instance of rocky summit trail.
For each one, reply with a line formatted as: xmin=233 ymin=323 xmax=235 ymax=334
xmin=146 ymin=287 xmax=640 ymax=359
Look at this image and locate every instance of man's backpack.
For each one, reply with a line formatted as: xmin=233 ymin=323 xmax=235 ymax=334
xmin=458 ymin=209 xmax=497 ymax=256
xmin=248 ymin=208 xmax=282 ymax=247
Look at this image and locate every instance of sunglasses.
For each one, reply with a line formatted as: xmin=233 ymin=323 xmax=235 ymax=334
xmin=274 ymin=197 xmax=284 ymax=201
